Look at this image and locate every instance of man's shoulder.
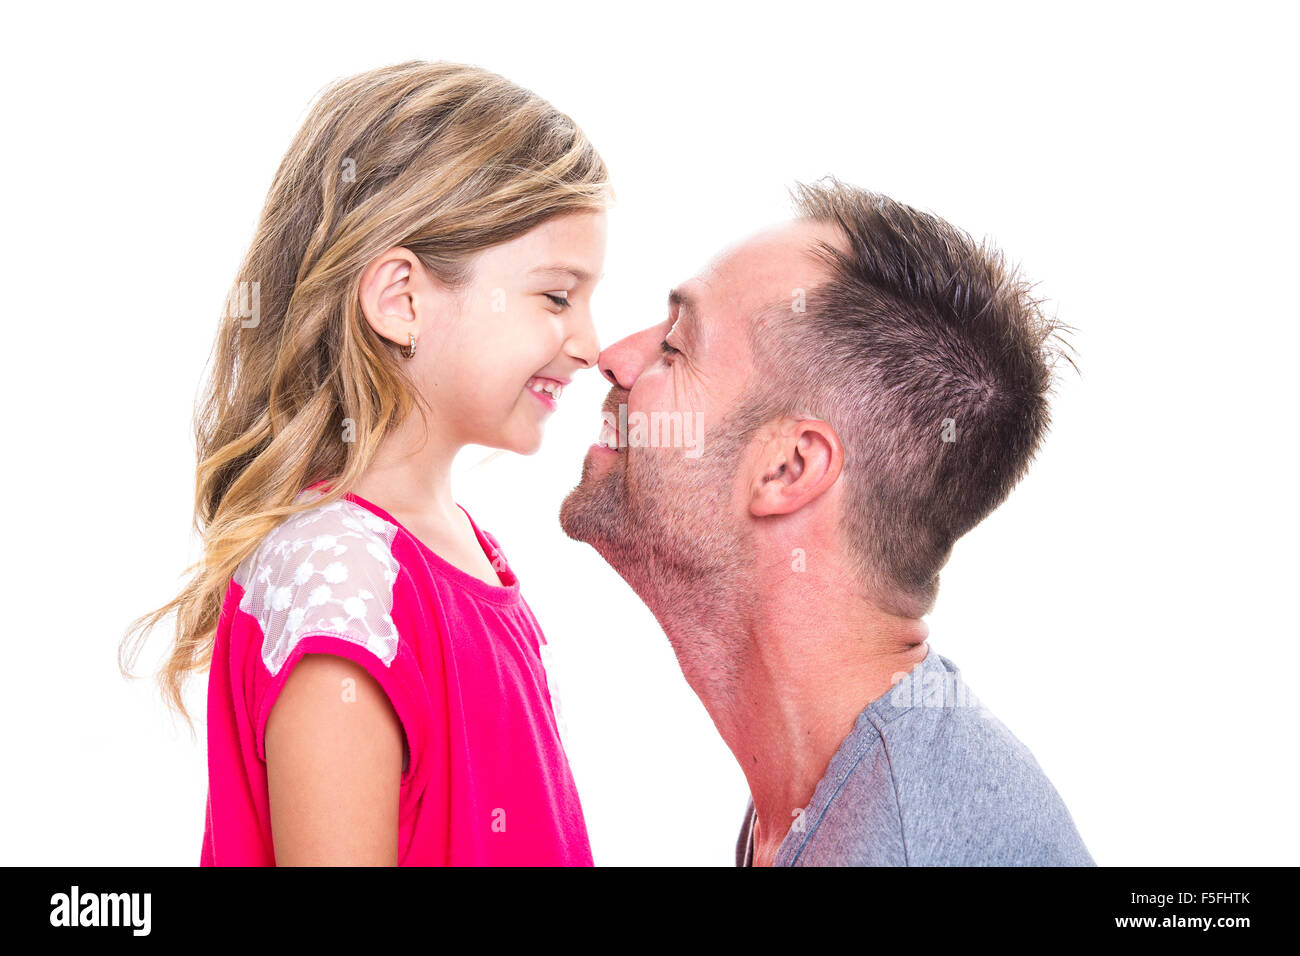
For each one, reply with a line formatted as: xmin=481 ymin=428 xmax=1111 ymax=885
xmin=870 ymin=652 xmax=1056 ymax=789
xmin=794 ymin=651 xmax=1095 ymax=866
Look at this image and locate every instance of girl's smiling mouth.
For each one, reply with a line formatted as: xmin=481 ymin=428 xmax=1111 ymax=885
xmin=526 ymin=375 xmax=566 ymax=411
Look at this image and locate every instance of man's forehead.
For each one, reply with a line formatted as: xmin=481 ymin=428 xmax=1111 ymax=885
xmin=676 ymin=219 xmax=845 ymax=326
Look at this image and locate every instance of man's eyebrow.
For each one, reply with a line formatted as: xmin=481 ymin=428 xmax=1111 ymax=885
xmin=668 ymin=288 xmax=699 ymax=340
xmin=528 ymin=264 xmax=599 ymax=283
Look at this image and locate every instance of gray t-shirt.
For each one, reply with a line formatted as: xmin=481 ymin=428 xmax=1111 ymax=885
xmin=736 ymin=647 xmax=1095 ymax=866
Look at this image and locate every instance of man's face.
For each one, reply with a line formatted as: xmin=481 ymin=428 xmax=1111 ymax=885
xmin=559 ymin=218 xmax=843 ymax=596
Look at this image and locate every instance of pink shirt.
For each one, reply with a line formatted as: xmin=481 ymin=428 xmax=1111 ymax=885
xmin=200 ymin=483 xmax=593 ymax=865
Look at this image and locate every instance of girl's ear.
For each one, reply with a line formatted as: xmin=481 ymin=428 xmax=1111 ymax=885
xmin=358 ymin=247 xmax=424 ymax=347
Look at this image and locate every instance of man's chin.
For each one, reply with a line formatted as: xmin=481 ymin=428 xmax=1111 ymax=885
xmin=557 ymin=491 xmax=587 ymax=543
xmin=559 ymin=482 xmax=607 ymax=544
xmin=558 ymin=460 xmax=628 ymax=548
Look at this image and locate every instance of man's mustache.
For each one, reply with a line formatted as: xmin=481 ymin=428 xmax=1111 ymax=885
xmin=591 ymin=388 xmax=707 ymax=460
xmin=600 ymin=387 xmax=630 ymax=421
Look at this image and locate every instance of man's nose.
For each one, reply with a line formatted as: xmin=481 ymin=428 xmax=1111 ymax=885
xmin=597 ymin=325 xmax=663 ymax=390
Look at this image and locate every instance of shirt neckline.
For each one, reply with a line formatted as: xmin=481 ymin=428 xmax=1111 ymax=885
xmin=300 ymin=480 xmax=522 ymax=604
xmin=763 ymin=643 xmax=939 ymax=866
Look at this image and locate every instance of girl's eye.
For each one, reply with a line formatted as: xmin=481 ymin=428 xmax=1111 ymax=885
xmin=545 ymin=293 xmax=570 ymax=309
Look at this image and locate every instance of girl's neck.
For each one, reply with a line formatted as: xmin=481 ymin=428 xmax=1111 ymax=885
xmin=351 ymin=419 xmax=461 ymax=525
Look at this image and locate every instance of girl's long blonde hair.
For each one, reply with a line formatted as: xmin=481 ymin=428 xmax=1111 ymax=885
xmin=120 ymin=60 xmax=611 ymax=730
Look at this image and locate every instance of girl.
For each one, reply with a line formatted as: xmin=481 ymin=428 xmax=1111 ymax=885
xmin=120 ymin=60 xmax=610 ymax=865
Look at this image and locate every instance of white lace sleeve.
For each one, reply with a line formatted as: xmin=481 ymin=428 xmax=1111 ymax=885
xmin=233 ymin=498 xmax=403 ymax=676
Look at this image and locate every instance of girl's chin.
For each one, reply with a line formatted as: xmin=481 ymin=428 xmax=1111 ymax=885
xmin=477 ymin=409 xmax=549 ymax=455
xmin=491 ymin=427 xmax=545 ymax=457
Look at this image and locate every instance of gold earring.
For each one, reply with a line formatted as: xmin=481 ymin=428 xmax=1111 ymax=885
xmin=401 ymin=332 xmax=417 ymax=358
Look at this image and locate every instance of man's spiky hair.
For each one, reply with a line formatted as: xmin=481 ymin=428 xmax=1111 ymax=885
xmin=746 ymin=177 xmax=1074 ymax=616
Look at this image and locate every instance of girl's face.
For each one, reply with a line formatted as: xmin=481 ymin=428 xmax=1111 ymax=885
xmin=363 ymin=210 xmax=607 ymax=455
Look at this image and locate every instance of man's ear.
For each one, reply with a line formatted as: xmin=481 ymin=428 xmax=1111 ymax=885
xmin=358 ymin=247 xmax=424 ymax=347
xmin=748 ymin=419 xmax=844 ymax=517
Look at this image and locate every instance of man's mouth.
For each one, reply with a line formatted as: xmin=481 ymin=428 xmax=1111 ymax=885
xmin=596 ymin=415 xmax=620 ymax=450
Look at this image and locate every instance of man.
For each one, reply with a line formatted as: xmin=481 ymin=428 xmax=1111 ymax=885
xmin=560 ymin=177 xmax=1094 ymax=866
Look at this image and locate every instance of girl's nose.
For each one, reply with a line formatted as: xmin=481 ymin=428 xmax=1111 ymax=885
xmin=568 ymin=310 xmax=601 ymax=370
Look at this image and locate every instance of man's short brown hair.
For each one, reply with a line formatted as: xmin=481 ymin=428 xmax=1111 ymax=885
xmin=746 ymin=177 xmax=1072 ymax=616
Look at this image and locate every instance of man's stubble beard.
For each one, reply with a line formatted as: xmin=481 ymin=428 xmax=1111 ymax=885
xmin=559 ymin=415 xmax=761 ymax=697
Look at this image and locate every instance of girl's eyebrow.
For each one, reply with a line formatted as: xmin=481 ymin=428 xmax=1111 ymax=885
xmin=528 ymin=264 xmax=599 ymax=283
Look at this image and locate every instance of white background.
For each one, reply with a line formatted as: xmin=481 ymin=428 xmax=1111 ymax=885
xmin=1 ymin=0 xmax=1296 ymax=866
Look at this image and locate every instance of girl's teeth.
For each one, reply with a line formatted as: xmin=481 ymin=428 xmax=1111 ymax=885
xmin=528 ymin=379 xmax=563 ymax=399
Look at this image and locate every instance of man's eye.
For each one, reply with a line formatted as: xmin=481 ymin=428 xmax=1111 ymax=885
xmin=660 ymin=340 xmax=681 ymax=359
xmin=544 ymin=293 xmax=571 ymax=309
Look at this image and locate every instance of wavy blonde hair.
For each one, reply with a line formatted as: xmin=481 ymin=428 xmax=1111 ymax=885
xmin=120 ymin=60 xmax=611 ymax=730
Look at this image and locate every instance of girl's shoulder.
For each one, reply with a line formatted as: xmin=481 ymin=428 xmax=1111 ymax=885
xmin=235 ymin=492 xmax=402 ymax=589
xmin=233 ymin=493 xmax=405 ymax=676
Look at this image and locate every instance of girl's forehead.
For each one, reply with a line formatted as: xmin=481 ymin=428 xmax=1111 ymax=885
xmin=471 ymin=211 xmax=607 ymax=275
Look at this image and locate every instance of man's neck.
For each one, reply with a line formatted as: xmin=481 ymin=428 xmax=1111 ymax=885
xmin=657 ymin=568 xmax=930 ymax=867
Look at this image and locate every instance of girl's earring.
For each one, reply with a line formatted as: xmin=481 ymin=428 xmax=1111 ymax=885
xmin=402 ymin=332 xmax=417 ymax=358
